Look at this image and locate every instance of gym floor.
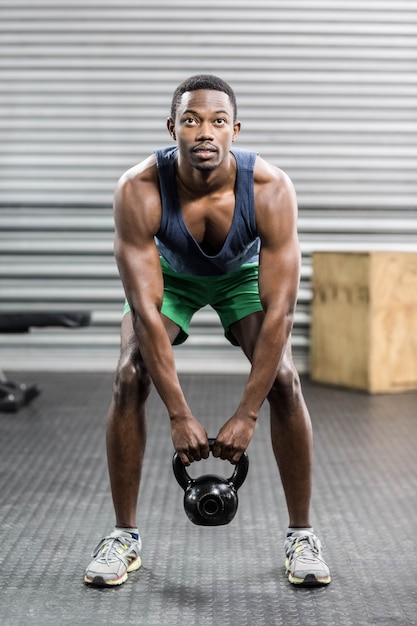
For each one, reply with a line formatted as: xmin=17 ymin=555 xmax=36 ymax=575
xmin=1 ymin=371 xmax=416 ymax=626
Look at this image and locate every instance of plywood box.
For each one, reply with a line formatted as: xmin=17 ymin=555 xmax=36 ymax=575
xmin=310 ymin=252 xmax=417 ymax=393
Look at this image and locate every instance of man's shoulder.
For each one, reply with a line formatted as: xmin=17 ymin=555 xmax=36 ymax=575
xmin=113 ymin=154 xmax=162 ymax=213
xmin=253 ymin=156 xmax=297 ymax=228
xmin=254 ymin=154 xmax=293 ymax=190
xmin=118 ymin=153 xmax=159 ymax=188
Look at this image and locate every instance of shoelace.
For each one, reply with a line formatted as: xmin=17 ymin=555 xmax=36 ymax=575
xmin=286 ymin=534 xmax=321 ymax=560
xmin=91 ymin=536 xmax=136 ymax=565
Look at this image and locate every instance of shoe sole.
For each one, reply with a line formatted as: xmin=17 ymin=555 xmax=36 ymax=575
xmin=84 ymin=556 xmax=142 ymax=587
xmin=288 ymin=571 xmax=331 ymax=587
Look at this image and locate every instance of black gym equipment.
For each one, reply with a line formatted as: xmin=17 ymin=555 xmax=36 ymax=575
xmin=173 ymin=438 xmax=249 ymax=526
xmin=0 ymin=311 xmax=91 ymax=412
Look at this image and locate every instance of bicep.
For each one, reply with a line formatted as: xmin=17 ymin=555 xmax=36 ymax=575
xmin=115 ymin=237 xmax=164 ymax=315
xmin=113 ymin=174 xmax=164 ymax=316
xmin=258 ymin=236 xmax=300 ymax=315
xmin=257 ymin=176 xmax=301 ymax=314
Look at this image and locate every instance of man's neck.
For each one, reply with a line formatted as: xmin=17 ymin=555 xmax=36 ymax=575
xmin=176 ymin=152 xmax=236 ymax=197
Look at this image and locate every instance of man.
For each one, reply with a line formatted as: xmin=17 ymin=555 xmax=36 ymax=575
xmin=84 ymin=74 xmax=331 ymax=588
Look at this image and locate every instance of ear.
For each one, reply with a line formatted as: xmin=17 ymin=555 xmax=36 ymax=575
xmin=167 ymin=117 xmax=176 ymax=141
xmin=232 ymin=121 xmax=241 ymax=142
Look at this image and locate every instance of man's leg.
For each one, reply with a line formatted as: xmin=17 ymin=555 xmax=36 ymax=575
xmin=267 ymin=341 xmax=313 ymax=528
xmin=85 ymin=312 xmax=180 ymax=586
xmin=107 ymin=311 xmax=181 ymax=527
xmin=106 ymin=313 xmax=151 ymax=529
xmin=230 ymin=312 xmax=330 ymax=586
xmin=230 ymin=312 xmax=312 ymax=526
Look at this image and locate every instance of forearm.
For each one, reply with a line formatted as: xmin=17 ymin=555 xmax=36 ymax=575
xmin=132 ymin=312 xmax=210 ymax=463
xmin=132 ymin=313 xmax=191 ymax=420
xmin=213 ymin=312 xmax=292 ymax=463
xmin=237 ymin=312 xmax=293 ymax=417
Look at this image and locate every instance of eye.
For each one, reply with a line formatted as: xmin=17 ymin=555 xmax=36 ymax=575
xmin=183 ymin=117 xmax=197 ymax=126
xmin=215 ymin=118 xmax=227 ymax=125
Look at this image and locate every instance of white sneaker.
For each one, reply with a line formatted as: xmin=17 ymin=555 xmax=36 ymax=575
xmin=284 ymin=530 xmax=331 ymax=586
xmin=84 ymin=531 xmax=142 ymax=586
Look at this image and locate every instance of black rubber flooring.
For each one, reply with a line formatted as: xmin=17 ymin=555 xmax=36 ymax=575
xmin=1 ymin=371 xmax=416 ymax=626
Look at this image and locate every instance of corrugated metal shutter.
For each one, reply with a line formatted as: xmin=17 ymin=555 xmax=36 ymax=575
xmin=1 ymin=1 xmax=416 ymax=372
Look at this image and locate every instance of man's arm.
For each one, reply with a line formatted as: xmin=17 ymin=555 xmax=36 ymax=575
xmin=214 ymin=161 xmax=301 ymax=462
xmin=113 ymin=159 xmax=209 ymax=464
xmin=239 ymin=163 xmax=301 ymax=410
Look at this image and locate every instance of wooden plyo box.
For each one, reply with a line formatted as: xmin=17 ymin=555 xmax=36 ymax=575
xmin=310 ymin=251 xmax=417 ymax=393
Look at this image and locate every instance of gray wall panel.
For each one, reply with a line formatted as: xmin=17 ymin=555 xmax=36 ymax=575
xmin=1 ymin=1 xmax=416 ymax=371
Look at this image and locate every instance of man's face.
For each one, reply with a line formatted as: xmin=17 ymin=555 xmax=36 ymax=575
xmin=169 ymin=89 xmax=240 ymax=171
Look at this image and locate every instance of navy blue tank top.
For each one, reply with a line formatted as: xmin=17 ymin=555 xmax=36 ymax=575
xmin=154 ymin=146 xmax=259 ymax=276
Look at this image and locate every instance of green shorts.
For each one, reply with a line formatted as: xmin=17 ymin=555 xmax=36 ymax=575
xmin=123 ymin=257 xmax=263 ymax=346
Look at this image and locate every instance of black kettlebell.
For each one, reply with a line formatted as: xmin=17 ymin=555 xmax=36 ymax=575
xmin=172 ymin=438 xmax=249 ymax=526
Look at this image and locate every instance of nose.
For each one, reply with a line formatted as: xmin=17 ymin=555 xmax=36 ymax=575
xmin=195 ymin=121 xmax=214 ymax=140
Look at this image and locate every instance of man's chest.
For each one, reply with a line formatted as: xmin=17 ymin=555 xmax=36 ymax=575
xmin=179 ymin=192 xmax=236 ymax=255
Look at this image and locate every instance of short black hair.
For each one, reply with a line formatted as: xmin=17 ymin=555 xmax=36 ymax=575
xmin=170 ymin=74 xmax=238 ymax=121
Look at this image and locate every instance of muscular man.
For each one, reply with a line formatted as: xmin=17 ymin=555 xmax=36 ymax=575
xmin=84 ymin=74 xmax=330 ymax=588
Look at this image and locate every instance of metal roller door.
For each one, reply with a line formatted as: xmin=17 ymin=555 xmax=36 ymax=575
xmin=1 ymin=1 xmax=416 ymax=372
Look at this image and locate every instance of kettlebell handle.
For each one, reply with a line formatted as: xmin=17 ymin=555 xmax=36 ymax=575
xmin=172 ymin=437 xmax=249 ymax=492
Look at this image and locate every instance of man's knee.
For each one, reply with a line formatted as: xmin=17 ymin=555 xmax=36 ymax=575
xmin=267 ymin=359 xmax=302 ymax=411
xmin=113 ymin=350 xmax=152 ymax=406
